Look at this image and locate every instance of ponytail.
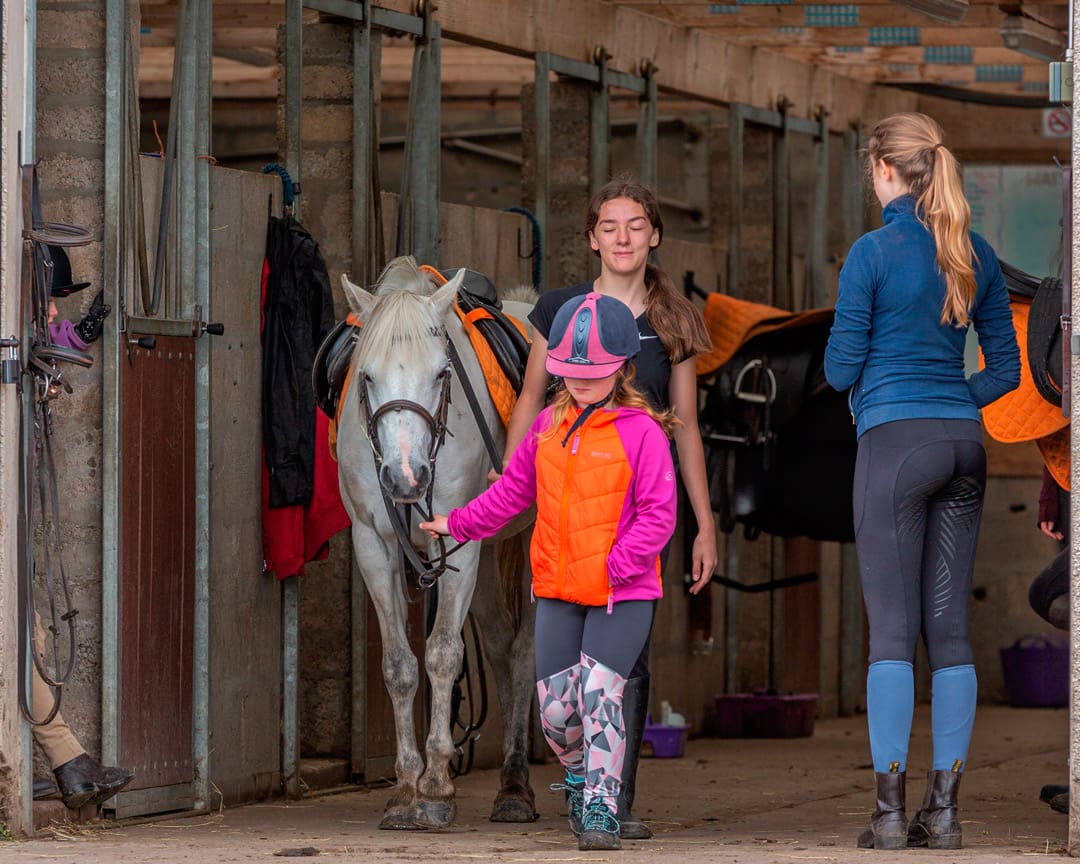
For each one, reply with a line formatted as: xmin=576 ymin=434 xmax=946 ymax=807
xmin=643 ymin=264 xmax=712 ymax=364
xmin=917 ymin=148 xmax=977 ymax=326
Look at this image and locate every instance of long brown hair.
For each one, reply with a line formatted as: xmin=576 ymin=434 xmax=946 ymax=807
xmin=867 ymin=112 xmax=977 ymax=327
xmin=540 ymin=364 xmax=682 ymax=440
xmin=584 ymin=175 xmax=712 ymax=363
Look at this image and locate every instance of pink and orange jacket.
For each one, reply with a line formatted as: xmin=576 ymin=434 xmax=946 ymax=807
xmin=447 ymin=404 xmax=677 ymax=608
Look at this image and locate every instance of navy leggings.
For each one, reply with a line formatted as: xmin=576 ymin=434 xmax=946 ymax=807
xmin=854 ymin=418 xmax=986 ymax=671
xmin=534 ymin=598 xmax=656 ymax=680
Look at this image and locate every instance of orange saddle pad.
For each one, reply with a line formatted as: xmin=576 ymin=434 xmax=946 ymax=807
xmin=696 ymin=293 xmax=835 ymax=378
xmin=980 ymin=298 xmax=1067 ymax=444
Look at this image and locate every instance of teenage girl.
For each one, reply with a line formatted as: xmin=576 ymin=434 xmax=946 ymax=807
xmin=824 ymin=111 xmax=1020 ymax=850
xmin=498 ymin=176 xmax=715 ymax=838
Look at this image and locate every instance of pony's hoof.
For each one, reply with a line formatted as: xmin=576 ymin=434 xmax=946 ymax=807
xmin=489 ymin=794 xmax=539 ymax=823
xmin=414 ymin=799 xmax=455 ymax=829
xmin=379 ymin=808 xmax=422 ymax=830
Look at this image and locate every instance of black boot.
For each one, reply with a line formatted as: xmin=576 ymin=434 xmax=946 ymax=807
xmin=54 ymin=753 xmax=135 ymax=809
xmin=616 ymin=674 xmax=652 ymax=840
xmin=856 ymin=771 xmax=907 ymax=850
xmin=907 ymin=769 xmax=962 ymax=849
xmin=33 ymin=775 xmax=59 ymax=800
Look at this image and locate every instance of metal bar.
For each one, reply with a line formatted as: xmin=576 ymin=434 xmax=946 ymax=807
xmin=285 ymin=0 xmax=303 ymax=222
xmin=445 ymin=138 xmax=522 ymax=165
xmin=773 ymin=101 xmax=791 ymax=309
xmin=19 ymin=0 xmax=38 ymax=835
xmin=724 ymin=532 xmax=740 ymax=694
xmin=350 ymin=556 xmax=367 ymax=779
xmin=125 ymin=316 xmax=201 ymax=337
xmin=303 ymin=0 xmax=425 ymax=35
xmin=177 ymin=0 xmax=197 ymax=320
xmin=606 ymin=69 xmax=647 ymax=95
xmin=589 ymin=53 xmax=610 ymax=195
xmin=379 ymin=115 xmax=686 ymax=147
xmin=734 ymin=101 xmax=821 ymax=137
xmin=190 ymin=0 xmax=213 ymax=813
xmin=282 ymin=577 xmax=300 ymax=798
xmin=352 ymin=1 xmax=374 ymax=287
xmin=808 ymin=108 xmax=830 ymax=309
xmin=534 ymin=52 xmax=551 ymax=291
xmin=410 ymin=20 xmax=441 ymax=266
xmin=728 ymin=105 xmax=743 ymax=298
xmin=637 ymin=62 xmax=658 ymax=189
xmin=841 ymin=127 xmax=865 ymax=280
xmin=548 ymin=53 xmax=600 ymax=85
xmin=545 ymin=53 xmax=645 ymax=94
xmin=101 ymin=0 xmax=126 ymax=783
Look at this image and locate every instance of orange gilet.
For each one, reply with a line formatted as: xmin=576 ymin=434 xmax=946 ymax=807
xmin=529 ymin=407 xmax=661 ymax=607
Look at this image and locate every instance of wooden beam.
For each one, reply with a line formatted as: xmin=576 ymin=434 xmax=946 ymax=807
xmin=714 ymin=26 xmax=1011 ymax=48
xmin=617 ymin=3 xmax=1005 ymax=27
xmin=366 ymin=0 xmax=918 ymax=130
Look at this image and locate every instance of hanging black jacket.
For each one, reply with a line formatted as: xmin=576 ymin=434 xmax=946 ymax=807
xmin=262 ymin=214 xmax=336 ymax=508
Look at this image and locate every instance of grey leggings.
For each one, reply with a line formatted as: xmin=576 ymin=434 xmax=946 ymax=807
xmin=854 ymin=418 xmax=986 ymax=670
xmin=534 ymin=598 xmax=656 ymax=680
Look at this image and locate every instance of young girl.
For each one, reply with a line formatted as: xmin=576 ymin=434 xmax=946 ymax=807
xmin=824 ymin=112 xmax=1020 ymax=850
xmin=421 ymin=292 xmax=678 ymax=851
xmin=497 ymin=176 xmax=714 ymax=839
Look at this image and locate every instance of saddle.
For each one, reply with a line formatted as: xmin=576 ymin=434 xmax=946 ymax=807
xmin=981 ymin=260 xmax=1069 ymax=490
xmin=697 ymin=293 xmax=856 ymax=542
xmin=313 ymin=266 xmax=531 ymax=425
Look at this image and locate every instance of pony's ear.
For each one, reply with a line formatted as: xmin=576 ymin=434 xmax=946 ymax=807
xmin=341 ymin=273 xmax=376 ymax=320
xmin=429 ymin=268 xmax=464 ymax=317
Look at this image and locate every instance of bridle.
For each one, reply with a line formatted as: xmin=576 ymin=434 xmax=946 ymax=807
xmin=355 ymin=331 xmax=503 ymax=598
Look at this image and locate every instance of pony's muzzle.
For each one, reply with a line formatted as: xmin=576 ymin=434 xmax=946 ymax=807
xmin=379 ymin=461 xmax=431 ymax=502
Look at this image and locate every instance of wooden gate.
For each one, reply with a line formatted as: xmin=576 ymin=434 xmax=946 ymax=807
xmin=107 ymin=158 xmax=279 ymax=816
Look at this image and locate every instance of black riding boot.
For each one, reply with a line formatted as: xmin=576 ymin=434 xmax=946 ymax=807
xmin=907 ymin=769 xmax=963 ymax=849
xmin=616 ymin=675 xmax=652 ymax=840
xmin=856 ymin=771 xmax=907 ymax=850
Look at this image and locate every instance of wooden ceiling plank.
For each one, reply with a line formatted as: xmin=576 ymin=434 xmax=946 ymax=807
xmin=614 ymin=4 xmax=1005 ymax=26
xmin=398 ymin=0 xmax=917 ymax=129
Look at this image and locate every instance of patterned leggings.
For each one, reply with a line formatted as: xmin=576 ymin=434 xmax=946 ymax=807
xmin=534 ymin=598 xmax=654 ymax=811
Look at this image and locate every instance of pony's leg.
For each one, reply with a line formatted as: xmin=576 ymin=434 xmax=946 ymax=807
xmin=471 ymin=535 xmax=538 ymax=822
xmin=413 ymin=544 xmax=480 ymax=828
xmin=353 ymin=522 xmax=425 ymax=829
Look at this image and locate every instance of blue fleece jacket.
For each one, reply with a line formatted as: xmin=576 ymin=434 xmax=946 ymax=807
xmin=824 ymin=194 xmax=1020 ymax=438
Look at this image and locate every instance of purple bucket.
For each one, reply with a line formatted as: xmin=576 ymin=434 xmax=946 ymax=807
xmin=642 ymin=721 xmax=691 ymax=758
xmin=999 ymin=633 xmax=1068 ymax=708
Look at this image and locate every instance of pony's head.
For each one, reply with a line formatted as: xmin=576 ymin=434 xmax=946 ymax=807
xmin=343 ymin=257 xmax=465 ymax=503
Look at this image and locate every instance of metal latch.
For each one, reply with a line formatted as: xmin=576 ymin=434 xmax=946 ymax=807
xmin=0 ymin=335 xmax=19 ymax=384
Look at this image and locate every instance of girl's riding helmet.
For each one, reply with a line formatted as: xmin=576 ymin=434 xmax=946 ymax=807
xmin=545 ymin=292 xmax=640 ymax=379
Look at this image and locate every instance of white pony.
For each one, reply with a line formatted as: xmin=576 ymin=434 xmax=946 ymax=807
xmin=337 ymin=256 xmax=537 ymax=829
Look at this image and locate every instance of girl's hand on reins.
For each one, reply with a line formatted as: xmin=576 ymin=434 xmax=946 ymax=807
xmin=487 ymin=467 xmax=502 ymax=484
xmin=420 ymin=514 xmax=450 ymax=538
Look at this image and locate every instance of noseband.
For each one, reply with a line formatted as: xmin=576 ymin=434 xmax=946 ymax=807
xmin=354 ymin=330 xmax=507 ymax=597
xmin=357 ymin=352 xmax=453 ymax=472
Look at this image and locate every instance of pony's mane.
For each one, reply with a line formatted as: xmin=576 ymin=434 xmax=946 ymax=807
xmin=352 ymin=288 xmax=445 ymax=372
xmin=501 ymin=284 xmax=539 ymax=305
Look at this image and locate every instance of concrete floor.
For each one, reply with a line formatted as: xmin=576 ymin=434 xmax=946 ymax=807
xmin=2 ymin=705 xmax=1071 ymax=862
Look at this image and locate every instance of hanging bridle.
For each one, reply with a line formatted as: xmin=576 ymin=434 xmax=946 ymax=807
xmin=355 ymin=331 xmax=503 ymax=599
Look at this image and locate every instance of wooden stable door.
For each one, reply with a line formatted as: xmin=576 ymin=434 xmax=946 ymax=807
xmin=117 ymin=335 xmax=197 ymax=816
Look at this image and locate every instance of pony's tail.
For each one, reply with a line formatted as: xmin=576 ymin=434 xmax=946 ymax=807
xmin=496 ymin=533 xmax=525 ymax=635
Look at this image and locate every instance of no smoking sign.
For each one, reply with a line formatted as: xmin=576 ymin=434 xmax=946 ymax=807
xmin=1042 ymin=107 xmax=1072 ymax=138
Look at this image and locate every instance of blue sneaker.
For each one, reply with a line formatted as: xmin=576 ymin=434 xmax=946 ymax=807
xmin=549 ymin=772 xmax=585 ymax=835
xmin=579 ymin=799 xmax=621 ymax=851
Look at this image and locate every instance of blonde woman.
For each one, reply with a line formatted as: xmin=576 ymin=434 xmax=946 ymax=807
xmin=825 ymin=112 xmax=1020 ymax=850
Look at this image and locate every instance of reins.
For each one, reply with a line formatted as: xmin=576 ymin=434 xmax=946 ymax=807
xmin=17 ymin=164 xmax=90 ymax=725
xmin=356 ymin=328 xmax=503 ymax=600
